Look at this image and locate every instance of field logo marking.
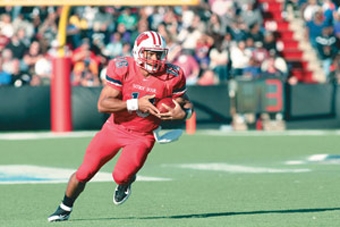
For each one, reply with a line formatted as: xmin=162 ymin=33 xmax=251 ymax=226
xmin=0 ymin=165 xmax=171 ymax=184
xmin=286 ymin=154 xmax=340 ymax=165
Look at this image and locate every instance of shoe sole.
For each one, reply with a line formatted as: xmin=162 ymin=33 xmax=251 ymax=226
xmin=47 ymin=214 xmax=70 ymax=222
xmin=113 ymin=187 xmax=131 ymax=206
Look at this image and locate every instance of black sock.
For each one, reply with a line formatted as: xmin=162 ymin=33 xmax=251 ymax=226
xmin=62 ymin=195 xmax=74 ymax=208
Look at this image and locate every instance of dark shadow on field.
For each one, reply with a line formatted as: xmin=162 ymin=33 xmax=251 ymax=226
xmin=73 ymin=207 xmax=340 ymax=221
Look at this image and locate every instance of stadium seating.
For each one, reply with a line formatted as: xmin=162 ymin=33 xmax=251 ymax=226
xmin=260 ymin=0 xmax=320 ymax=83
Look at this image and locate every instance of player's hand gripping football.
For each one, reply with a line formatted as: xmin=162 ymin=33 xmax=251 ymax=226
xmin=137 ymin=94 xmax=160 ymax=116
xmin=158 ymin=99 xmax=186 ymax=121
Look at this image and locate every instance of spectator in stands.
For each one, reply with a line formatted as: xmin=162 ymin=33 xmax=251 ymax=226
xmin=82 ymin=6 xmax=99 ymax=38
xmin=262 ymin=31 xmax=282 ymax=54
xmin=305 ymin=9 xmax=326 ymax=48
xmin=246 ymin=23 xmax=264 ymax=45
xmin=228 ymin=17 xmax=248 ymax=42
xmin=230 ymin=39 xmax=252 ymax=77
xmin=315 ymin=25 xmax=338 ymax=81
xmin=11 ymin=13 xmax=35 ymax=41
xmin=0 ymin=57 xmax=12 ymax=86
xmin=117 ymin=7 xmax=138 ymax=32
xmin=71 ymin=38 xmax=100 ymax=67
xmin=0 ymin=3 xmax=291 ymax=87
xmin=172 ymin=48 xmax=200 ymax=85
xmin=103 ymin=32 xmax=123 ymax=59
xmin=68 ymin=8 xmax=88 ymax=48
xmin=162 ymin=7 xmax=180 ymax=37
xmin=5 ymin=31 xmax=27 ymax=60
xmin=78 ymin=61 xmax=101 ymax=87
xmin=332 ymin=7 xmax=340 ymax=48
xmin=1 ymin=48 xmax=17 ymax=76
xmin=197 ymin=69 xmax=219 ymax=85
xmin=209 ymin=38 xmax=230 ymax=83
xmin=194 ymin=33 xmax=214 ymax=71
xmin=245 ymin=36 xmax=255 ymax=52
xmin=260 ymin=56 xmax=287 ymax=81
xmin=47 ymin=39 xmax=72 ymax=58
xmin=321 ymin=0 xmax=336 ymax=26
xmin=181 ymin=5 xmax=196 ymax=29
xmin=166 ymin=36 xmax=182 ymax=63
xmin=30 ymin=74 xmax=43 ymax=86
xmin=239 ymin=2 xmax=263 ymax=29
xmin=22 ymin=40 xmax=44 ymax=76
xmin=251 ymin=41 xmax=269 ymax=66
xmin=191 ymin=12 xmax=208 ymax=33
xmin=218 ymin=1 xmax=238 ymax=30
xmin=220 ymin=31 xmax=236 ymax=51
xmin=148 ymin=6 xmax=165 ymax=31
xmin=243 ymin=56 xmax=262 ymax=79
xmin=206 ymin=13 xmax=226 ymax=36
xmin=177 ymin=18 xmax=204 ymax=55
xmin=16 ymin=27 xmax=31 ymax=48
xmin=92 ymin=7 xmax=114 ymax=44
xmin=0 ymin=13 xmax=14 ymax=38
xmin=303 ymin=0 xmax=322 ymax=22
xmin=210 ymin=0 xmax=234 ymax=19
xmin=116 ymin=23 xmax=132 ymax=45
xmin=120 ymin=42 xmax=132 ymax=57
xmin=71 ymin=38 xmax=101 ymax=85
xmin=130 ymin=18 xmax=150 ymax=46
xmin=261 ymin=49 xmax=289 ymax=79
xmin=36 ymin=9 xmax=58 ymax=44
xmin=156 ymin=22 xmax=171 ymax=44
xmin=72 ymin=57 xmax=99 ymax=87
xmin=282 ymin=0 xmax=300 ymax=20
xmin=34 ymin=54 xmax=52 ymax=85
xmin=0 ymin=28 xmax=10 ymax=52
xmin=10 ymin=58 xmax=31 ymax=87
xmin=91 ymin=32 xmax=107 ymax=58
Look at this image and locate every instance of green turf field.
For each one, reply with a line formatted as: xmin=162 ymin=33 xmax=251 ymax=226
xmin=0 ymin=130 xmax=340 ymax=227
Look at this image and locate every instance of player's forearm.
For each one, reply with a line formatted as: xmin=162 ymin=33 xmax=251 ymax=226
xmin=97 ymin=98 xmax=127 ymax=113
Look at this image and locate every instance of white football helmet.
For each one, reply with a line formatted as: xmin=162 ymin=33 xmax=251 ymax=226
xmin=132 ymin=31 xmax=168 ymax=74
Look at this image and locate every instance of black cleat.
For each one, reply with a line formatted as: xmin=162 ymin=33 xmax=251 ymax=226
xmin=113 ymin=175 xmax=136 ymax=205
xmin=47 ymin=203 xmax=72 ymax=222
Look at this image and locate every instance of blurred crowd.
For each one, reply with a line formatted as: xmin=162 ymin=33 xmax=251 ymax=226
xmin=299 ymin=0 xmax=340 ymax=83
xmin=0 ymin=0 xmax=339 ymax=87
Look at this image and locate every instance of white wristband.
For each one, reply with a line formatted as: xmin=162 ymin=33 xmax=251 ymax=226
xmin=127 ymin=99 xmax=138 ymax=111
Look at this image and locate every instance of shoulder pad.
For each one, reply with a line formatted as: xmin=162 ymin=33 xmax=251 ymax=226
xmin=113 ymin=57 xmax=129 ymax=68
xmin=109 ymin=57 xmax=130 ymax=76
xmin=166 ymin=63 xmax=181 ymax=77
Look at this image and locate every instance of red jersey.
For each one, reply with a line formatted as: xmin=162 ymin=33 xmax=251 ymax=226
xmin=105 ymin=56 xmax=187 ymax=133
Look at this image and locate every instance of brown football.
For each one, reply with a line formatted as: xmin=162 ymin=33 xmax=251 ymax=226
xmin=156 ymin=97 xmax=176 ymax=113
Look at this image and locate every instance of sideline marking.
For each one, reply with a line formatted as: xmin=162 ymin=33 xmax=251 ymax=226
xmin=1 ymin=130 xmax=340 ymax=140
xmin=165 ymin=163 xmax=310 ymax=173
xmin=0 ymin=131 xmax=97 ymax=140
xmin=202 ymin=130 xmax=340 ymax=137
xmin=0 ymin=165 xmax=171 ymax=184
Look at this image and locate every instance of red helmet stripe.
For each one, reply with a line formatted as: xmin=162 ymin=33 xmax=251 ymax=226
xmin=150 ymin=32 xmax=157 ymax=45
xmin=155 ymin=32 xmax=162 ymax=45
xmin=150 ymin=31 xmax=161 ymax=46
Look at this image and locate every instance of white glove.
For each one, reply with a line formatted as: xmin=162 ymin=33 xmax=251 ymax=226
xmin=153 ymin=126 xmax=183 ymax=144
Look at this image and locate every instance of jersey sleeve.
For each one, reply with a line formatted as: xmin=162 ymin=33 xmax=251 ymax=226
xmin=105 ymin=57 xmax=130 ymax=91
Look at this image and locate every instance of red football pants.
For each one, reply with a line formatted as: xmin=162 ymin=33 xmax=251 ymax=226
xmin=76 ymin=120 xmax=155 ymax=185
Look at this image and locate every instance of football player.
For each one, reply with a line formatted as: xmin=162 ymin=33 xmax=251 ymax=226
xmin=48 ymin=31 xmax=194 ymax=222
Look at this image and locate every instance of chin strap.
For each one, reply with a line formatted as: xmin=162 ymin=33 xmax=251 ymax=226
xmin=153 ymin=126 xmax=183 ymax=144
